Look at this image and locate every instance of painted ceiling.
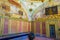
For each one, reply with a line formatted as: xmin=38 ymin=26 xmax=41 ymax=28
xmin=0 ymin=0 xmax=60 ymax=21
xmin=17 ymin=0 xmax=49 ymax=21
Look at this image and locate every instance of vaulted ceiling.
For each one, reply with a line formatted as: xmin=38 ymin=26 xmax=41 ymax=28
xmin=0 ymin=0 xmax=60 ymax=21
xmin=11 ymin=0 xmax=49 ymax=21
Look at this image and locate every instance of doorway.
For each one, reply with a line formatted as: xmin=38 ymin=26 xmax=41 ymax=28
xmin=49 ymin=25 xmax=56 ymax=38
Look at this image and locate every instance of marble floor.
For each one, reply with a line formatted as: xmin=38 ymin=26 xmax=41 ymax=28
xmin=10 ymin=36 xmax=54 ymax=40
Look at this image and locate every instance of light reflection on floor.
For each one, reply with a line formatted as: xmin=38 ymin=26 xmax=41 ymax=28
xmin=10 ymin=35 xmax=54 ymax=40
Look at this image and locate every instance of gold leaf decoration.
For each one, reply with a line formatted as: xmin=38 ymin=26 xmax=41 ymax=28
xmin=1 ymin=4 xmax=10 ymax=12
xmin=5 ymin=13 xmax=11 ymax=17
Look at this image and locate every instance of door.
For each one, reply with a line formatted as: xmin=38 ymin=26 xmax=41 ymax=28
xmin=49 ymin=25 xmax=56 ymax=38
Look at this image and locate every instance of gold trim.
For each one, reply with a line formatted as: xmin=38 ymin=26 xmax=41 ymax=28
xmin=34 ymin=22 xmax=36 ymax=33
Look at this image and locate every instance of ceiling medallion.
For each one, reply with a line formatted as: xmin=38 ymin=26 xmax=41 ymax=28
xmin=29 ymin=8 xmax=33 ymax=12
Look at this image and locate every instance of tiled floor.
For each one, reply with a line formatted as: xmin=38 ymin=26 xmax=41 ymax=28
xmin=10 ymin=36 xmax=54 ymax=40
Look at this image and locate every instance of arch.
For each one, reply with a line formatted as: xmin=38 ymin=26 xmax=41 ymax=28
xmin=32 ymin=8 xmax=45 ymax=20
xmin=32 ymin=0 xmax=48 ymax=18
xmin=8 ymin=0 xmax=28 ymax=20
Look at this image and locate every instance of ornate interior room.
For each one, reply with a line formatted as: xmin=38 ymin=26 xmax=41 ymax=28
xmin=0 ymin=0 xmax=60 ymax=40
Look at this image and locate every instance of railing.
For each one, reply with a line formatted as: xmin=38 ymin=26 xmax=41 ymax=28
xmin=0 ymin=32 xmax=35 ymax=40
xmin=0 ymin=32 xmax=29 ymax=40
